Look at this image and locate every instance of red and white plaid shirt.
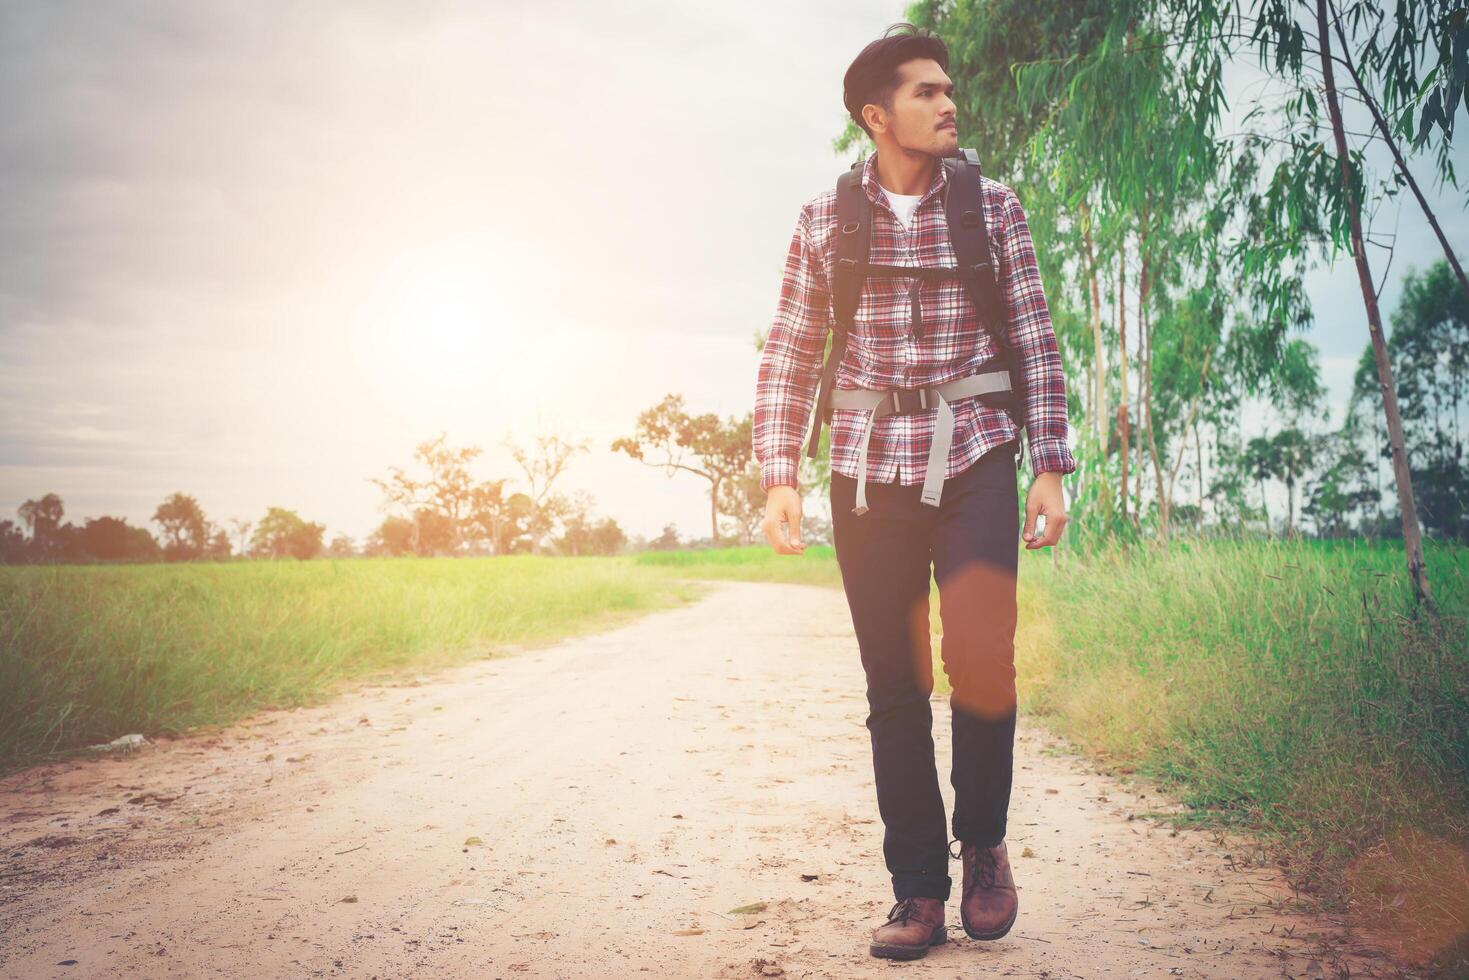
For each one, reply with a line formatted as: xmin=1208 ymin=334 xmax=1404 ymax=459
xmin=753 ymin=151 xmax=1077 ymax=492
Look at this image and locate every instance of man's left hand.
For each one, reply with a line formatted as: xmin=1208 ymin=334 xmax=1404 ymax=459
xmin=1022 ymin=471 xmax=1068 ymax=549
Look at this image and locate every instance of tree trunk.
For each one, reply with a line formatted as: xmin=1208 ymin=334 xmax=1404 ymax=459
xmin=1118 ymin=236 xmax=1130 ymax=526
xmin=1133 ymin=287 xmax=1145 ymax=527
xmin=1195 ymin=418 xmax=1205 ymax=526
xmin=1139 ymin=201 xmax=1169 ymax=536
xmin=1317 ymin=0 xmax=1434 ymax=611
xmin=1080 ymin=199 xmax=1108 ymax=452
xmin=1168 ymin=347 xmax=1213 ymax=512
xmin=710 ymin=478 xmax=721 ymax=546
xmin=1329 ymin=3 xmax=1469 ymax=305
xmin=1287 ymin=474 xmax=1296 ymax=537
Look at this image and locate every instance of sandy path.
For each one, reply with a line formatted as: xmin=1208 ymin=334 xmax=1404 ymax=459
xmin=0 ymin=579 xmax=1397 ymax=979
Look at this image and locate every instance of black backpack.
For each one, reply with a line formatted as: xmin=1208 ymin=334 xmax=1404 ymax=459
xmin=803 ymin=148 xmax=1027 ymax=460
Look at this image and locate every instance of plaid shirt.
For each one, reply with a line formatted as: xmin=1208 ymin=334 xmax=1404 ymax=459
xmin=753 ymin=151 xmax=1077 ymax=493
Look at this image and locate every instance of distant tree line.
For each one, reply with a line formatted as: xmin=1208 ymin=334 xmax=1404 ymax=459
xmin=0 ymin=491 xmax=328 ymax=564
xmin=361 ymin=430 xmax=628 ymax=557
xmin=0 ymin=401 xmax=796 ymax=565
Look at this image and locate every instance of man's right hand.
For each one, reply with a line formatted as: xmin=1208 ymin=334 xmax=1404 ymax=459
xmin=762 ymin=485 xmax=806 ymax=555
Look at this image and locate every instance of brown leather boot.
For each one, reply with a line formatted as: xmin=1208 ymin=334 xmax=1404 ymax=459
xmin=952 ymin=838 xmax=1019 ymax=940
xmin=868 ymin=896 xmax=947 ymax=960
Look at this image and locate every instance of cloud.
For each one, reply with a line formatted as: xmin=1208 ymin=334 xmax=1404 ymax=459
xmin=0 ymin=0 xmax=900 ymax=539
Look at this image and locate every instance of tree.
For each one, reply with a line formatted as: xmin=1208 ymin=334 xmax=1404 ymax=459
xmin=1327 ymin=0 xmax=1469 ymax=303
xmin=613 ymin=394 xmax=753 ymax=546
xmin=909 ymin=0 xmax=1464 ymax=604
xmin=364 ymin=515 xmax=415 ymax=557
xmin=370 ymin=431 xmax=588 ymax=557
xmin=228 ymin=517 xmax=254 ymax=558
xmin=409 ymin=507 xmax=460 ymax=556
xmin=506 ymin=432 xmax=589 ymax=555
xmin=1387 ymin=260 xmax=1469 ymax=540
xmin=249 ymin=507 xmax=325 ymax=560
xmin=718 ymin=462 xmax=766 ymax=545
xmin=1272 ymin=427 xmax=1315 ymax=537
xmin=0 ymin=520 xmax=25 ymax=563
xmin=648 ymin=522 xmax=682 ymax=551
xmin=1241 ymin=435 xmax=1281 ymax=532
xmin=1308 ymin=0 xmax=1434 ymax=607
xmin=17 ymin=493 xmax=65 ymax=561
xmin=554 ymin=509 xmax=627 ymax=556
xmin=369 ymin=432 xmax=471 ymax=557
xmin=153 ymin=492 xmax=210 ymax=561
xmin=904 ymin=2 xmax=1236 ymax=537
xmin=1304 ymin=429 xmax=1379 ymax=537
xmin=79 ymin=516 xmax=161 ymax=562
xmin=472 ymin=487 xmax=535 ymax=556
xmin=327 ymin=533 xmax=358 ymax=558
xmin=204 ymin=524 xmax=232 ymax=560
xmin=1260 ymin=338 xmax=1328 ymax=536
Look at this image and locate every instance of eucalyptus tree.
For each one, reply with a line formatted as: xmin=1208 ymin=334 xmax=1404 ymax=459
xmin=909 ymin=0 xmax=1461 ymax=605
xmin=905 ymin=1 xmax=1238 ymax=534
xmin=1329 ymin=0 xmax=1469 ymax=301
xmin=1243 ymin=433 xmax=1284 ymax=529
xmin=1209 ymin=0 xmax=1465 ymax=607
xmin=1385 ymin=259 xmax=1469 ymax=538
xmin=1390 ymin=260 xmax=1469 ymax=467
xmin=1304 ymin=426 xmax=1380 ymax=535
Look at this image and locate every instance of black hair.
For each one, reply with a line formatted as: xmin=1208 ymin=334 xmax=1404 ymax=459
xmin=843 ymin=23 xmax=950 ymax=138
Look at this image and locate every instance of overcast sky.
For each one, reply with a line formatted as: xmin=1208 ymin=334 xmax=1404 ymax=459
xmin=1 ymin=1 xmax=1464 ymax=545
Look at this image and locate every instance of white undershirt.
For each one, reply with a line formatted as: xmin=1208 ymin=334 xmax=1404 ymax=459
xmin=880 ymin=187 xmax=923 ymax=231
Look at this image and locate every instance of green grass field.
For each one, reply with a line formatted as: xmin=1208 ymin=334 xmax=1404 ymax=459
xmin=0 ymin=556 xmax=707 ymax=771
xmin=3 ymin=536 xmax=1465 ymax=960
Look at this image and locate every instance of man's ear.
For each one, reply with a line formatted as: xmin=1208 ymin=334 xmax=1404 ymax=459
xmin=861 ymin=103 xmax=886 ymax=136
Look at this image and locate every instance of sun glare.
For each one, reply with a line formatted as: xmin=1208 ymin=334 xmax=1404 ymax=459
xmin=349 ymin=229 xmax=541 ymax=421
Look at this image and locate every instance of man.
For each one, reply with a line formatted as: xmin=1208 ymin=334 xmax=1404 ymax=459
xmin=751 ymin=23 xmax=1076 ymax=961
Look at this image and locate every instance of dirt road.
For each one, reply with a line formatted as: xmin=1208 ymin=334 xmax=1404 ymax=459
xmin=1 ymin=580 xmax=1396 ymax=978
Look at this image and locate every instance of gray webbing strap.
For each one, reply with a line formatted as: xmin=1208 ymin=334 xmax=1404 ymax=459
xmin=829 ymin=368 xmax=1012 ymax=515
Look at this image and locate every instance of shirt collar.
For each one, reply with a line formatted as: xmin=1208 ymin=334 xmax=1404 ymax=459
xmin=860 ymin=150 xmax=949 ymax=210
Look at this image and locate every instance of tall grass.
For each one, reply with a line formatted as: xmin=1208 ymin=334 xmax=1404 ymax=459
xmin=0 ymin=555 xmax=705 ymax=771
xmin=1020 ymin=535 xmax=1467 ymax=841
xmin=1018 ymin=534 xmax=1469 ymax=965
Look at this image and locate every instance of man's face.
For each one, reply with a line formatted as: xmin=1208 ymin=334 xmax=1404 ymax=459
xmin=872 ymin=58 xmax=958 ymax=155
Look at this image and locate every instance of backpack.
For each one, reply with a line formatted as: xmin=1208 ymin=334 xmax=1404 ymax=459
xmin=803 ymin=148 xmax=1028 ymax=461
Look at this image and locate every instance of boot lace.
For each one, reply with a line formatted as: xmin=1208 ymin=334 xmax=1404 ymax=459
xmin=883 ymin=896 xmax=923 ymax=926
xmin=949 ymin=837 xmax=999 ymax=893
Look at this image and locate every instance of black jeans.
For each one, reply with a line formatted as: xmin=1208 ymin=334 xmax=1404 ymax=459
xmin=830 ymin=438 xmax=1021 ymax=902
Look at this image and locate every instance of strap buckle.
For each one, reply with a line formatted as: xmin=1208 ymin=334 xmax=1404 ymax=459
xmin=888 ymin=388 xmax=930 ymax=415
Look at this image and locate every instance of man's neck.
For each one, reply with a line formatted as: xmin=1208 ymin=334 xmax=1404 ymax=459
xmin=873 ymin=144 xmax=937 ymax=196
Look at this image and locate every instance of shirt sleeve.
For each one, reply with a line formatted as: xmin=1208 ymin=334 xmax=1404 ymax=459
xmin=753 ymin=207 xmax=833 ymax=492
xmin=997 ymin=185 xmax=1077 ymax=477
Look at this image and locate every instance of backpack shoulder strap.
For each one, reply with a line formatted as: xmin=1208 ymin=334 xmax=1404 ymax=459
xmin=944 ymin=149 xmax=1028 ymax=434
xmin=831 ymin=162 xmax=870 ymax=331
xmin=942 ymin=148 xmax=997 ymax=321
xmin=805 ymin=160 xmax=868 ymax=460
